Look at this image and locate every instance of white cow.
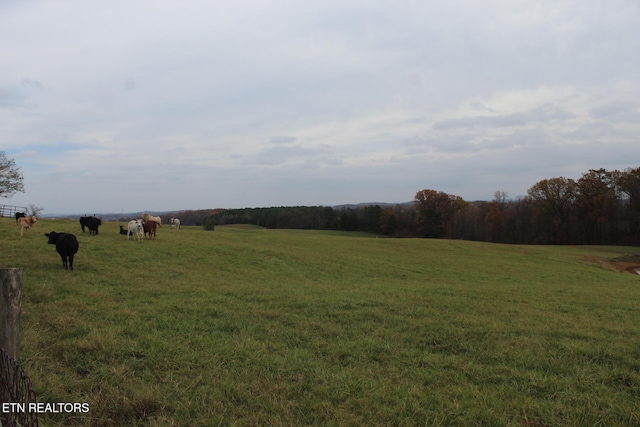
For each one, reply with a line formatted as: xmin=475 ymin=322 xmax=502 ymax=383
xmin=170 ymin=218 xmax=181 ymax=229
xmin=127 ymin=220 xmax=144 ymax=241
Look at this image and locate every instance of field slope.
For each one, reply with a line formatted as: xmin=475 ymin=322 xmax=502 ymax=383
xmin=2 ymin=218 xmax=640 ymax=426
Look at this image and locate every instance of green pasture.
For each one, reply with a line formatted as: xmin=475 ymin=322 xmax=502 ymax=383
xmin=1 ymin=218 xmax=640 ymax=426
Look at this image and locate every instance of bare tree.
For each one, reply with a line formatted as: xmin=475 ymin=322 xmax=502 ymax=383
xmin=28 ymin=204 xmax=44 ymax=217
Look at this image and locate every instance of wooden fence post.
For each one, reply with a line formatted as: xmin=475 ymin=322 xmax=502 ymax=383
xmin=0 ymin=268 xmax=22 ymax=362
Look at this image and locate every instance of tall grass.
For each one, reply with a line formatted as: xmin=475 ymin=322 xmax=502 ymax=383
xmin=2 ymin=218 xmax=640 ymax=426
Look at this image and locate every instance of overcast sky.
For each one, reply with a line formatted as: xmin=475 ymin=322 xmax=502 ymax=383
xmin=2 ymin=0 xmax=639 ymax=214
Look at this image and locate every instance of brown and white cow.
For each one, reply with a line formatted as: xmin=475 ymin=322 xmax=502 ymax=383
xmin=18 ymin=215 xmax=37 ymax=236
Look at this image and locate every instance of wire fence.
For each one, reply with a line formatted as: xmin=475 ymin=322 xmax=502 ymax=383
xmin=0 ymin=348 xmax=38 ymax=427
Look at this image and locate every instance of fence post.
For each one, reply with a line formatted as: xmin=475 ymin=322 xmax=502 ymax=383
xmin=0 ymin=268 xmax=22 ymax=363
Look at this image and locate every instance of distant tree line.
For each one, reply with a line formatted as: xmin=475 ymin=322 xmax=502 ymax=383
xmin=413 ymin=166 xmax=640 ymax=245
xmin=200 ymin=204 xmax=421 ymax=235
xmin=189 ymin=166 xmax=639 ymax=245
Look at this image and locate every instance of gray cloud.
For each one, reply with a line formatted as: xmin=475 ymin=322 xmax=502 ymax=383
xmin=589 ymin=101 xmax=640 ymax=121
xmin=232 ymin=143 xmax=338 ymax=167
xmin=268 ymin=136 xmax=298 ymax=145
xmin=432 ymin=103 xmax=576 ymax=131
xmin=0 ymin=79 xmax=44 ymax=108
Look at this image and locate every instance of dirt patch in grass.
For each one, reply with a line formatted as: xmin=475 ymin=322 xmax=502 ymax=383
xmin=611 ymin=255 xmax=640 ymax=275
xmin=620 ymin=265 xmax=640 ymax=275
xmin=587 ymin=254 xmax=640 ymax=275
xmin=581 ymin=255 xmax=640 ymax=275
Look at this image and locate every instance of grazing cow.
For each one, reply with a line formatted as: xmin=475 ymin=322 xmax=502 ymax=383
xmin=119 ymin=225 xmax=129 ymax=235
xmin=127 ymin=220 xmax=144 ymax=241
xmin=18 ymin=215 xmax=37 ymax=236
xmin=80 ymin=215 xmax=102 ymax=234
xmin=86 ymin=217 xmax=102 ymax=236
xmin=45 ymin=232 xmax=79 ymax=271
xmin=15 ymin=212 xmax=26 ymax=224
xmin=170 ymin=218 xmax=181 ymax=229
xmin=142 ymin=213 xmax=162 ymax=227
xmin=79 ymin=216 xmax=90 ymax=232
xmin=143 ymin=220 xmax=157 ymax=239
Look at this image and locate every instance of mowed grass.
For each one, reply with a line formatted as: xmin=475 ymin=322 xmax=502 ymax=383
xmin=2 ymin=218 xmax=640 ymax=426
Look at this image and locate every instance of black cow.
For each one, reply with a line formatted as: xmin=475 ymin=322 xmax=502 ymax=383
xmin=87 ymin=217 xmax=102 ymax=236
xmin=45 ymin=231 xmax=79 ymax=271
xmin=80 ymin=216 xmax=102 ymax=235
xmin=119 ymin=225 xmax=129 ymax=235
xmin=79 ymin=216 xmax=90 ymax=232
xmin=15 ymin=212 xmax=26 ymax=224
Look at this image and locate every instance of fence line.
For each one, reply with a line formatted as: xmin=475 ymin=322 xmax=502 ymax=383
xmin=0 ymin=348 xmax=38 ymax=427
xmin=0 ymin=205 xmax=28 ymax=219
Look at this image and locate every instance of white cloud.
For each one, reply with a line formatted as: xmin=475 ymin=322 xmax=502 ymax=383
xmin=1 ymin=0 xmax=639 ymax=213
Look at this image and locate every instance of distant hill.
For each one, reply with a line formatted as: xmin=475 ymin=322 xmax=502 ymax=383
xmin=39 ymin=202 xmax=416 ymax=220
xmin=40 ymin=211 xmax=182 ymax=221
xmin=332 ymin=201 xmax=413 ymax=210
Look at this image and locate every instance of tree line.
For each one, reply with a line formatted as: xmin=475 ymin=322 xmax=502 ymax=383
xmin=198 ymin=166 xmax=640 ymax=245
xmin=411 ymin=166 xmax=640 ymax=245
xmin=4 ymin=150 xmax=637 ymax=245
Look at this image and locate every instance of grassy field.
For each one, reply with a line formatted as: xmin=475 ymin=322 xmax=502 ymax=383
xmin=1 ymin=218 xmax=640 ymax=426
